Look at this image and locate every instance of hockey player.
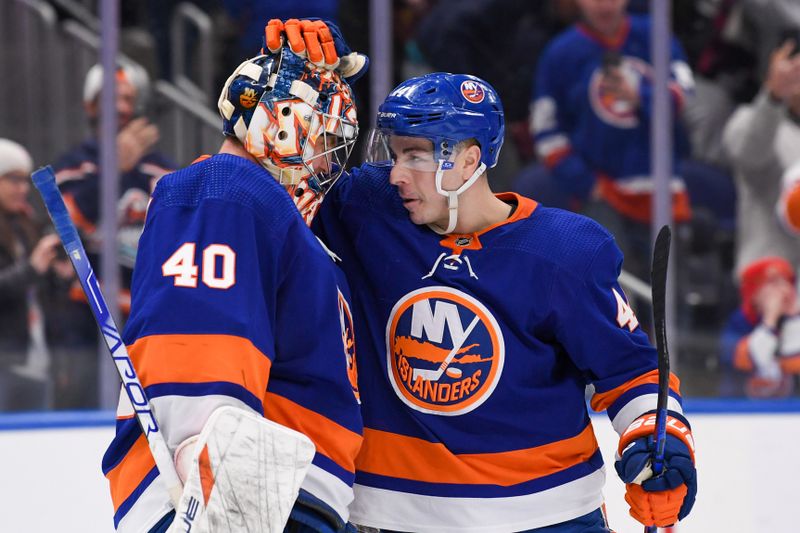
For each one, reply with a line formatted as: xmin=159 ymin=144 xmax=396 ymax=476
xmin=279 ymin=46 xmax=696 ymax=530
xmin=101 ymin=34 xmax=365 ymax=532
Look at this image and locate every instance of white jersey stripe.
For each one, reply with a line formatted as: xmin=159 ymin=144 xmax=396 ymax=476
xmin=350 ymin=469 xmax=606 ymax=533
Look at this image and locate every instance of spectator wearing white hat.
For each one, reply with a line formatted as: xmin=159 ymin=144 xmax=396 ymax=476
xmin=0 ymin=139 xmax=71 ymax=411
xmin=52 ymin=62 xmax=176 ymax=316
xmin=49 ymin=62 xmax=177 ymax=408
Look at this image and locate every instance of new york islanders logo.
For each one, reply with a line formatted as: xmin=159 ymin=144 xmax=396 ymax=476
xmin=338 ymin=290 xmax=360 ymax=402
xmin=589 ymin=56 xmax=650 ymax=128
xmin=460 ymin=80 xmax=486 ymax=104
xmin=239 ymin=87 xmax=259 ymax=109
xmin=386 ymin=287 xmax=504 ymax=415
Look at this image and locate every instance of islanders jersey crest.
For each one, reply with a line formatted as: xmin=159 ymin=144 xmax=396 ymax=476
xmin=588 ymin=55 xmax=650 ymax=128
xmin=338 ymin=289 xmax=360 ymax=403
xmin=386 ymin=286 xmax=505 ymax=416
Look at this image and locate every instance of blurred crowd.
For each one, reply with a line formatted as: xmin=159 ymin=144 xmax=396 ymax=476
xmin=2 ymin=0 xmax=800 ymax=411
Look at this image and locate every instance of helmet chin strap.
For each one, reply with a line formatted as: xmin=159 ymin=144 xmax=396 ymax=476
xmin=430 ymin=159 xmax=487 ymax=235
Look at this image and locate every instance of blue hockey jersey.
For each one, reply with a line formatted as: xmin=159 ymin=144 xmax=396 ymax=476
xmin=532 ymin=15 xmax=693 ymax=223
xmin=101 ymin=154 xmax=362 ymax=531
xmin=313 ymin=164 xmax=686 ymax=532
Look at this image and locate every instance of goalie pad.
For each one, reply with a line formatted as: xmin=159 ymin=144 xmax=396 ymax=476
xmin=167 ymin=406 xmax=316 ymax=533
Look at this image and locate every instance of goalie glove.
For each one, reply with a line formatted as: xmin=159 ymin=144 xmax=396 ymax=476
xmin=167 ymin=406 xmax=316 ymax=533
xmin=264 ymin=18 xmax=369 ymax=83
xmin=614 ymin=413 xmax=697 ymax=528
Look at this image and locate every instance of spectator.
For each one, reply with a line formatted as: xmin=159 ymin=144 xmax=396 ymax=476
xmin=50 ymin=62 xmax=176 ymax=408
xmin=53 ymin=61 xmax=175 ymax=316
xmin=414 ymin=0 xmax=575 ymax=189
xmin=531 ymin=0 xmax=694 ymax=282
xmin=720 ymin=257 xmax=800 ymax=398
xmin=722 ymin=39 xmax=800 ymax=276
xmin=0 ymin=139 xmax=70 ymax=411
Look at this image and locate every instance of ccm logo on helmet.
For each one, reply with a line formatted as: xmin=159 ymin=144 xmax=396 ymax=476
xmin=460 ymin=80 xmax=486 ymax=104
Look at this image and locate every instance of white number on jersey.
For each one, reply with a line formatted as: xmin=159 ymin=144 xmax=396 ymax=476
xmin=612 ymin=288 xmax=639 ymax=332
xmin=162 ymin=243 xmax=198 ymax=287
xmin=162 ymin=242 xmax=236 ymax=289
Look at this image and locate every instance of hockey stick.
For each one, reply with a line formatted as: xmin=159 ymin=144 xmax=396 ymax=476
xmin=32 ymin=165 xmax=183 ymax=508
xmin=645 ymin=225 xmax=672 ymax=533
xmin=411 ymin=315 xmax=480 ymax=382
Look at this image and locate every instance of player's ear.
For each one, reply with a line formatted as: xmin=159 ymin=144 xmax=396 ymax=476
xmin=461 ymin=144 xmax=481 ymax=180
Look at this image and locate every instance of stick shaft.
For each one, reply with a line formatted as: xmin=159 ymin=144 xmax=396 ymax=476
xmin=32 ymin=166 xmax=183 ymax=507
xmin=645 ymin=225 xmax=672 ymax=533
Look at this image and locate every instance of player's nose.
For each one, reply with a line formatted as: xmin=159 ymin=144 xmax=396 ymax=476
xmin=389 ymin=164 xmax=409 ymax=186
xmin=310 ymin=155 xmax=330 ymax=175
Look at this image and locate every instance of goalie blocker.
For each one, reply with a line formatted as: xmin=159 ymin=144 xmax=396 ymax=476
xmin=167 ymin=407 xmax=315 ymax=533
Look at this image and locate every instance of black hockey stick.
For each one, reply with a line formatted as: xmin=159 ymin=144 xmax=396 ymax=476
xmin=645 ymin=225 xmax=672 ymax=533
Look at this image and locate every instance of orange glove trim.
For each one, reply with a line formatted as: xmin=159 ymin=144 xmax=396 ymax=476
xmin=265 ymin=19 xmax=285 ymax=53
xmin=284 ymin=19 xmax=306 ymax=54
xmin=300 ymin=20 xmax=324 ymax=65
xmin=618 ymin=414 xmax=696 ymax=462
xmin=625 ymin=482 xmax=687 ymax=527
xmin=314 ymin=21 xmax=339 ymax=66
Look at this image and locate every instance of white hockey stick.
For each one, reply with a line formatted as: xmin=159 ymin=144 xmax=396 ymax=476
xmin=412 ymin=315 xmax=480 ymax=382
xmin=32 ymin=166 xmax=183 ymax=508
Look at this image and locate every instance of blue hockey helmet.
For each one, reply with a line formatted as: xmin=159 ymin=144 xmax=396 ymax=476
xmin=367 ymin=73 xmax=504 ymax=234
xmin=370 ymin=72 xmax=504 ymax=169
xmin=218 ymin=48 xmax=358 ymax=223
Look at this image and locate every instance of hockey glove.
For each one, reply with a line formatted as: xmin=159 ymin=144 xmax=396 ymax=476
xmin=264 ymin=19 xmax=369 ymax=83
xmin=614 ymin=414 xmax=697 ymax=527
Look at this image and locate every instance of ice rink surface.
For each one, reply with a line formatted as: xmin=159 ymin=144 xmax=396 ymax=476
xmin=1 ymin=403 xmax=798 ymax=533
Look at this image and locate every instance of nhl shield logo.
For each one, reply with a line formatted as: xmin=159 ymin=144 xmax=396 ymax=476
xmin=460 ymin=80 xmax=486 ymax=104
xmin=386 ymin=286 xmax=505 ymax=415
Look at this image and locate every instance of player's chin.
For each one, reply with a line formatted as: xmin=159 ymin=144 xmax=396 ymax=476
xmin=407 ymin=209 xmax=430 ymax=226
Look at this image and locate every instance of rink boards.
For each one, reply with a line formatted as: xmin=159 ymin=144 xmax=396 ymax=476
xmin=1 ymin=400 xmax=798 ymax=533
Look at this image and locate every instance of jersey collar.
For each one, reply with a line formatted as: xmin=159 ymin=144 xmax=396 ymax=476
xmin=438 ymin=193 xmax=538 ymax=254
xmin=577 ymin=15 xmax=630 ymax=50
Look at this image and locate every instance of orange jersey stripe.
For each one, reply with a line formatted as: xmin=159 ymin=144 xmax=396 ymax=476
xmin=590 ymin=369 xmax=681 ymax=412
xmin=780 ymin=355 xmax=800 ymax=374
xmin=263 ymin=391 xmax=362 ymax=473
xmin=733 ymin=338 xmax=754 ymax=372
xmin=356 ymin=424 xmax=599 ymax=486
xmin=106 ymin=434 xmax=156 ymax=512
xmin=128 ymin=334 xmax=272 ymax=398
xmin=597 ymin=178 xmax=692 ymax=224
xmin=63 ymin=192 xmax=97 ymax=234
xmin=543 ymin=146 xmax=572 ymax=169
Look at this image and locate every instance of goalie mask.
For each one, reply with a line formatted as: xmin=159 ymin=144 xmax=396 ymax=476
xmin=366 ymin=72 xmax=504 ymax=233
xmin=218 ymin=48 xmax=358 ymax=223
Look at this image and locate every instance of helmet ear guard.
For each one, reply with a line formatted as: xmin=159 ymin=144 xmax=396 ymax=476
xmin=218 ymin=49 xmax=358 ymax=224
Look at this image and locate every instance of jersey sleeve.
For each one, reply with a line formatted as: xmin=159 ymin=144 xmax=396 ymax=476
xmin=102 ymin=173 xmax=361 ymax=530
xmin=550 ymin=237 xmax=685 ymax=437
xmin=531 ymin=43 xmax=596 ymax=200
xmin=54 ymin=152 xmax=100 ymax=235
